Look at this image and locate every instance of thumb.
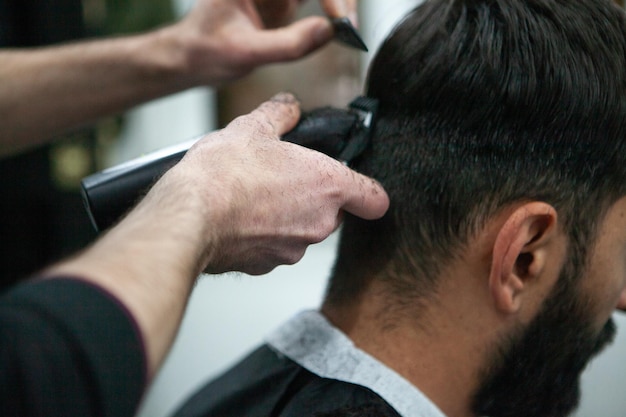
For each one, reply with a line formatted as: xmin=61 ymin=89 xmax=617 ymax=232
xmin=237 ymin=92 xmax=302 ymax=138
xmin=320 ymin=0 xmax=358 ymax=26
xmin=248 ymin=17 xmax=334 ymax=64
xmin=339 ymin=168 xmax=390 ymax=220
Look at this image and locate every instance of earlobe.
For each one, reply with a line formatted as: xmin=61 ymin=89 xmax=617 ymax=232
xmin=489 ymin=202 xmax=559 ymax=314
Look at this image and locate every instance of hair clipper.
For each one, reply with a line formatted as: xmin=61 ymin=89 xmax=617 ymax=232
xmin=81 ymin=97 xmax=379 ymax=232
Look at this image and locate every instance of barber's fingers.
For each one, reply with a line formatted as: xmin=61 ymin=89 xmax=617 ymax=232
xmin=320 ymin=0 xmax=358 ymax=26
xmin=336 ymin=164 xmax=390 ymax=220
xmin=254 ymin=0 xmax=301 ymax=28
xmin=242 ymin=93 xmax=390 ymax=221
xmin=229 ymin=92 xmax=302 ymax=138
xmin=244 ymin=17 xmax=334 ymax=64
xmin=227 ymin=93 xmax=389 ymax=223
xmin=254 ymin=0 xmax=357 ymax=28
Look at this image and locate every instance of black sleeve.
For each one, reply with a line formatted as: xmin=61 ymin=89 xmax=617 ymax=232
xmin=0 ymin=278 xmax=147 ymax=417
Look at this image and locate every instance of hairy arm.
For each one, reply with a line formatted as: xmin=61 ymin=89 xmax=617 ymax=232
xmin=0 ymin=35 xmax=184 ymax=157
xmin=43 ymin=93 xmax=389 ymax=379
xmin=0 ymin=0 xmax=356 ymax=157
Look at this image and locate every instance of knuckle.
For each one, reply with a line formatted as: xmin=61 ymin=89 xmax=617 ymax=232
xmin=281 ymin=36 xmax=307 ymax=61
xmin=232 ymin=113 xmax=276 ymax=138
xmin=309 ymin=217 xmax=339 ymax=244
xmin=282 ymin=249 xmax=306 ymax=266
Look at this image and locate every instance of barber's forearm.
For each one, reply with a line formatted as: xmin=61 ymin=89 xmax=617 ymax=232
xmin=38 ymin=91 xmax=390 ymax=382
xmin=0 ymin=31 xmax=189 ymax=157
xmin=42 ymin=174 xmax=212 ymax=379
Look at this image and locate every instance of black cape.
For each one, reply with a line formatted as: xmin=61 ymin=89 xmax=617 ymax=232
xmin=174 ymin=344 xmax=401 ymax=417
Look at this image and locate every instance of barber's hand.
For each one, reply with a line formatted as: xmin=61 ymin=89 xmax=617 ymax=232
xmin=165 ymin=92 xmax=389 ymax=276
xmin=46 ymin=90 xmax=380 ymax=375
xmin=167 ymin=0 xmax=358 ymax=86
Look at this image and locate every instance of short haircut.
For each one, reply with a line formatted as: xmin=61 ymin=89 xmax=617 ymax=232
xmin=325 ymin=0 xmax=626 ymax=307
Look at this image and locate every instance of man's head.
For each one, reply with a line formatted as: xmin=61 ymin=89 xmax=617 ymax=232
xmin=323 ymin=1 xmax=626 ymax=416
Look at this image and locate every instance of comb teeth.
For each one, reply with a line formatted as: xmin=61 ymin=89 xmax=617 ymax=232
xmin=331 ymin=17 xmax=369 ymax=52
xmin=349 ymin=96 xmax=379 ymax=113
xmin=338 ymin=96 xmax=380 ymax=163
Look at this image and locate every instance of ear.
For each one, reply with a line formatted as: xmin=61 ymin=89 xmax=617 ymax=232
xmin=489 ymin=202 xmax=560 ymax=314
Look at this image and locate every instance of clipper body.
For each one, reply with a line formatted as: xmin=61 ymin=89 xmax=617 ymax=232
xmin=81 ymin=97 xmax=379 ymax=231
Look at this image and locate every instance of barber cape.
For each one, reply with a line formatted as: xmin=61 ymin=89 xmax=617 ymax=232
xmin=174 ymin=310 xmax=447 ymax=417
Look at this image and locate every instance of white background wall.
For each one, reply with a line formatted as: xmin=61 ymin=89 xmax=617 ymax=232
xmin=127 ymin=1 xmax=626 ymax=416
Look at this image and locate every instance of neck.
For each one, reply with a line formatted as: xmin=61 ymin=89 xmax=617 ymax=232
xmin=321 ymin=279 xmax=494 ymax=417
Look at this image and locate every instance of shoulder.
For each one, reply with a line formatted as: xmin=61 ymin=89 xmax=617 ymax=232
xmin=280 ymin=376 xmax=401 ymax=417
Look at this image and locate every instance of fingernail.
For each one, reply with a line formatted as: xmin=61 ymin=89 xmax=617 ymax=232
xmin=349 ymin=11 xmax=359 ymax=28
xmin=335 ymin=0 xmax=349 ymax=17
xmin=271 ymin=92 xmax=299 ymax=105
xmin=339 ymin=0 xmax=358 ymax=27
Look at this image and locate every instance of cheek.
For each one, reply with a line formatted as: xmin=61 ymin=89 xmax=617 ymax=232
xmin=577 ymin=197 xmax=626 ymax=327
xmin=616 ymin=289 xmax=626 ymax=312
xmin=615 ymin=251 xmax=626 ymax=311
xmin=607 ymin=241 xmax=626 ymax=311
xmin=579 ymin=256 xmax=626 ymax=329
xmin=582 ymin=253 xmax=626 ymax=328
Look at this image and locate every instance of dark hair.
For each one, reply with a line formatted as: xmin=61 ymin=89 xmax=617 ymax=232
xmin=325 ymin=0 xmax=626 ymax=307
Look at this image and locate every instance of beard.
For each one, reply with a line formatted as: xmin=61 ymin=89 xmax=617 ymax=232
xmin=472 ymin=258 xmax=617 ymax=417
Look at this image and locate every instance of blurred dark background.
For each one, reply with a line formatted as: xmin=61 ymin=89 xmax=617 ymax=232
xmin=0 ymin=0 xmax=174 ymax=291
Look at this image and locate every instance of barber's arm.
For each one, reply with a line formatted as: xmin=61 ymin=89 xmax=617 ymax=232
xmin=0 ymin=0 xmax=356 ymax=157
xmin=42 ymin=92 xmax=389 ymax=381
xmin=0 ymin=93 xmax=387 ymax=417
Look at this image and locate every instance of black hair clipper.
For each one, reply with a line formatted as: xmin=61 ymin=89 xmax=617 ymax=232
xmin=81 ymin=97 xmax=379 ymax=232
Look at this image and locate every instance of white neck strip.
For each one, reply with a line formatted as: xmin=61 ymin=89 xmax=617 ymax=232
xmin=266 ymin=310 xmax=448 ymax=417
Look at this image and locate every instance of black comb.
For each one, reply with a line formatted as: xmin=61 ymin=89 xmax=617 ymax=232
xmin=331 ymin=17 xmax=368 ymax=52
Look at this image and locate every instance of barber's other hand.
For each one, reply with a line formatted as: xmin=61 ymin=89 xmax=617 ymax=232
xmin=165 ymin=0 xmax=358 ymax=87
xmin=161 ymin=92 xmax=388 ymax=276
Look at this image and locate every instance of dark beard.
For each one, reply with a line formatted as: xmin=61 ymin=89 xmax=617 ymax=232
xmin=472 ymin=267 xmax=617 ymax=417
